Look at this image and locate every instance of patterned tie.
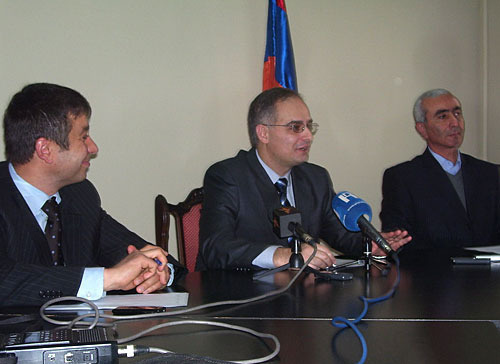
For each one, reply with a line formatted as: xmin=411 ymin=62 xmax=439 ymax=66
xmin=274 ymin=178 xmax=291 ymax=207
xmin=42 ymin=197 xmax=63 ymax=266
xmin=275 ymin=178 xmax=294 ymax=244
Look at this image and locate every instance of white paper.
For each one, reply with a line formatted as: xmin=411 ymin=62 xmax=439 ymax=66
xmin=46 ymin=292 xmax=189 ymax=311
xmin=464 ymin=245 xmax=500 ymax=254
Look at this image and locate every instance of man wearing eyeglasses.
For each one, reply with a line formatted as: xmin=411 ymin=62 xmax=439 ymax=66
xmin=196 ymin=87 xmax=410 ymax=270
xmin=380 ymin=89 xmax=500 ymax=254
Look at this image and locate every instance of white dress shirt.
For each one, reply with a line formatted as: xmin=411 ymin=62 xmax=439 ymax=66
xmin=251 ymin=150 xmax=295 ymax=268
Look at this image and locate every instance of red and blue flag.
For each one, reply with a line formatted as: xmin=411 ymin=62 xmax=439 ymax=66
xmin=263 ymin=0 xmax=297 ymax=91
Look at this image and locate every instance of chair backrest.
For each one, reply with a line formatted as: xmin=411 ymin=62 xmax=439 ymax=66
xmin=155 ymin=187 xmax=204 ymax=272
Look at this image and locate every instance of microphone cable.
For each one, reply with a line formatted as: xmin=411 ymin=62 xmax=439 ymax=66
xmin=331 ymin=254 xmax=400 ymax=364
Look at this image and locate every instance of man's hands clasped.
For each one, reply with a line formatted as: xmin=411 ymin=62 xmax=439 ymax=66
xmin=103 ymin=245 xmax=170 ymax=294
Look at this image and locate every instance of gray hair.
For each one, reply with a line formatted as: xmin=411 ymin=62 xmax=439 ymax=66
xmin=413 ymin=89 xmax=453 ymax=123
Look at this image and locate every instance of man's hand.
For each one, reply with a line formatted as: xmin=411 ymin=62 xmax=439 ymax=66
xmin=103 ymin=249 xmax=162 ymax=292
xmin=103 ymin=245 xmax=170 ymax=294
xmin=301 ymin=243 xmax=336 ymax=269
xmin=126 ymin=245 xmax=170 ymax=293
xmin=372 ymin=229 xmax=412 ymax=256
xmin=273 ymin=243 xmax=336 ymax=270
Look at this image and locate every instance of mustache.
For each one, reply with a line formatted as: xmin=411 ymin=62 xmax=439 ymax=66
xmin=447 ymin=128 xmax=463 ymax=135
xmin=296 ymin=142 xmax=312 ymax=148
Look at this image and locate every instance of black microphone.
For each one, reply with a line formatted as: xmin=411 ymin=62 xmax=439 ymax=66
xmin=356 ymin=216 xmax=395 ymax=258
xmin=272 ymin=207 xmax=317 ymax=246
xmin=288 ymin=222 xmax=317 ymax=246
xmin=272 ymin=206 xmax=301 ymax=238
xmin=332 ymin=191 xmax=396 ymax=259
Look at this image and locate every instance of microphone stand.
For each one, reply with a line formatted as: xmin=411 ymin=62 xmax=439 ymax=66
xmin=253 ymin=237 xmax=304 ymax=280
xmin=362 ymin=235 xmax=390 ymax=276
xmin=289 ymin=237 xmax=304 ymax=270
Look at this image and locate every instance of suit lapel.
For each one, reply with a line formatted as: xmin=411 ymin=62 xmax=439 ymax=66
xmin=246 ymin=149 xmax=281 ymax=204
xmin=291 ymin=167 xmax=313 ymax=227
xmin=245 ymin=150 xmax=288 ymax=233
xmin=422 ymin=150 xmax=469 ymax=222
xmin=59 ymin=192 xmax=82 ymax=265
xmin=0 ymin=162 xmax=53 ymax=265
xmin=461 ymin=155 xmax=488 ymax=223
xmin=16 ymin=193 xmax=53 ymax=265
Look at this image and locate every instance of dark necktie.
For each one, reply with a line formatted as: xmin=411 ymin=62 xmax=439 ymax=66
xmin=275 ymin=178 xmax=293 ymax=244
xmin=274 ymin=178 xmax=291 ymax=207
xmin=42 ymin=197 xmax=63 ymax=266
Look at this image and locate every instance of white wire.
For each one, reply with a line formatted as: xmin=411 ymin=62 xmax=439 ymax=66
xmin=40 ymin=245 xmax=318 ymax=363
xmin=117 ymin=319 xmax=281 ymax=364
xmin=41 ymin=245 xmax=316 ymax=326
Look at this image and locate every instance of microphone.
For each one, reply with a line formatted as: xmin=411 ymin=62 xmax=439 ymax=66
xmin=332 ymin=191 xmax=396 ymax=259
xmin=289 ymin=222 xmax=317 ymax=246
xmin=272 ymin=207 xmax=317 ymax=246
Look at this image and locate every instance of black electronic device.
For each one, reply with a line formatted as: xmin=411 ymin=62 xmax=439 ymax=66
xmin=0 ymin=327 xmax=117 ymax=364
xmin=112 ymin=306 xmax=166 ymax=315
xmin=314 ymin=270 xmax=353 ymax=281
xmin=451 ymin=257 xmax=491 ymax=265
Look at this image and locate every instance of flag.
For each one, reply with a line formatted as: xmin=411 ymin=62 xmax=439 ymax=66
xmin=263 ymin=0 xmax=298 ymax=91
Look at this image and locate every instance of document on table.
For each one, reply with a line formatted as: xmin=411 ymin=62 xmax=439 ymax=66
xmin=464 ymin=245 xmax=500 ymax=255
xmin=46 ymin=292 xmax=189 ymax=311
xmin=463 ymin=245 xmax=500 ymax=263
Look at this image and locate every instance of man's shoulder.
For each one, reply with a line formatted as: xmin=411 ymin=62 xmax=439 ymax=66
xmin=0 ymin=162 xmax=17 ymax=207
xmin=0 ymin=161 xmax=12 ymax=185
xmin=462 ymin=153 xmax=498 ymax=170
xmin=206 ymin=149 xmax=254 ymax=174
xmin=384 ymin=152 xmax=427 ymax=175
xmin=60 ymin=179 xmax=100 ymax=202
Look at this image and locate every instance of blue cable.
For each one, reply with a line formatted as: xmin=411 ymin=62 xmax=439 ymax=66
xmin=331 ymin=255 xmax=400 ymax=364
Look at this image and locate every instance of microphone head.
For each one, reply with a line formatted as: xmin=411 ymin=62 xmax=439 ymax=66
xmin=332 ymin=191 xmax=372 ymax=231
xmin=273 ymin=206 xmax=301 ymax=238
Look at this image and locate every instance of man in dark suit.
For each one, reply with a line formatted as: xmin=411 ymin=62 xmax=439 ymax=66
xmin=197 ymin=88 xmax=410 ymax=270
xmin=0 ymin=83 xmax=182 ymax=307
xmin=380 ymin=89 xmax=500 ymax=254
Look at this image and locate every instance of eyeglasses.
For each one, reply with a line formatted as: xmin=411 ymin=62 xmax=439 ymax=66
xmin=265 ymin=120 xmax=319 ymax=135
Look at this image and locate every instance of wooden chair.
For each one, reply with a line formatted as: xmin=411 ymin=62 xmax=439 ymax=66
xmin=155 ymin=187 xmax=204 ymax=272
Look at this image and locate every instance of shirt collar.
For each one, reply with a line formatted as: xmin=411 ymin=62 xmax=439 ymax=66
xmin=255 ymin=149 xmax=292 ymax=184
xmin=9 ymin=162 xmax=61 ymax=216
xmin=427 ymin=147 xmax=462 ymax=175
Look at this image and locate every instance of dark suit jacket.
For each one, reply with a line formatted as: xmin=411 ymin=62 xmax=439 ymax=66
xmin=196 ymin=149 xmax=362 ymax=270
xmin=380 ymin=149 xmax=500 ymax=253
xmin=0 ymin=161 xmax=182 ymax=306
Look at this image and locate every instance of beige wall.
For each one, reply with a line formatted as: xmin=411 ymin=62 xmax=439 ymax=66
xmin=0 ymin=0 xmax=494 ymax=259
xmin=487 ymin=0 xmax=500 ymax=162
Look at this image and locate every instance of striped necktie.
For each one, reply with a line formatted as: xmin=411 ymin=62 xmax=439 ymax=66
xmin=275 ymin=178 xmax=291 ymax=207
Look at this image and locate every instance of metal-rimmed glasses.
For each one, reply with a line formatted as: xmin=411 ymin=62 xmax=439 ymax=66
xmin=265 ymin=120 xmax=319 ymax=135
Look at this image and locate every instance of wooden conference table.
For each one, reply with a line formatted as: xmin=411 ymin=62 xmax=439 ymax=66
xmin=3 ymin=250 xmax=500 ymax=363
xmin=115 ymin=250 xmax=500 ymax=363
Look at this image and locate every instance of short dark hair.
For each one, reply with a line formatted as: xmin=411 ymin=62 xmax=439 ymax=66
xmin=247 ymin=87 xmax=304 ymax=148
xmin=3 ymin=83 xmax=92 ymax=165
